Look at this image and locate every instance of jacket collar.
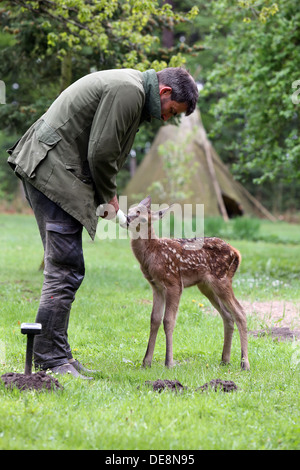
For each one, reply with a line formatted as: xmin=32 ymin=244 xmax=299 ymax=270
xmin=141 ymin=69 xmax=162 ymax=122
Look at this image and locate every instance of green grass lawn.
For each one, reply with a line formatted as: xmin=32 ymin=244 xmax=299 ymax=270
xmin=0 ymin=214 xmax=299 ymax=450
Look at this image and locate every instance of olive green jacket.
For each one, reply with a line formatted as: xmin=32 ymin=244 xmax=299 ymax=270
xmin=7 ymin=69 xmax=161 ymax=239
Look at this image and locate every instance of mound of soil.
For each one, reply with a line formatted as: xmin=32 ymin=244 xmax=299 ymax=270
xmin=145 ymin=379 xmax=186 ymax=392
xmin=249 ymin=326 xmax=300 ymax=341
xmin=1 ymin=371 xmax=63 ymax=392
xmin=196 ymin=378 xmax=238 ymax=393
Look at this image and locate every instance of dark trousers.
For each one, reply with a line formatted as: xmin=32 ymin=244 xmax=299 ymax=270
xmin=23 ymin=180 xmax=85 ymax=369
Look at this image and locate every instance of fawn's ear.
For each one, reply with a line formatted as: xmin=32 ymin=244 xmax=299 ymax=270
xmin=139 ymin=196 xmax=151 ymax=208
xmin=152 ymin=204 xmax=174 ymax=221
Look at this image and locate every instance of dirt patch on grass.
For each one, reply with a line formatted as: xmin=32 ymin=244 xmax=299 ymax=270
xmin=241 ymin=301 xmax=300 ymax=341
xmin=1 ymin=371 xmax=63 ymax=392
xmin=249 ymin=326 xmax=300 ymax=341
xmin=145 ymin=378 xmax=238 ymax=393
xmin=196 ymin=379 xmax=238 ymax=393
xmin=145 ymin=379 xmax=186 ymax=392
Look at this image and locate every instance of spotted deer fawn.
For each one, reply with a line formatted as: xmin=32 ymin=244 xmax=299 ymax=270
xmin=124 ymin=196 xmax=250 ymax=371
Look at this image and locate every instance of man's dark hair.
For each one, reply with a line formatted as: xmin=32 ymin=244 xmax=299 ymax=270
xmin=157 ymin=67 xmax=199 ymax=116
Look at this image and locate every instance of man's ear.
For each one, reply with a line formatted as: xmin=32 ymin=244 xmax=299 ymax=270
xmin=159 ymin=86 xmax=172 ymax=97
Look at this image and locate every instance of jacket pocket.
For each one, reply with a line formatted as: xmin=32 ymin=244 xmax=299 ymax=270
xmin=7 ymin=138 xmax=21 ymax=156
xmin=65 ymin=163 xmax=93 ymax=185
xmin=12 ymin=120 xmax=61 ymax=178
xmin=35 ymin=120 xmax=61 ymax=146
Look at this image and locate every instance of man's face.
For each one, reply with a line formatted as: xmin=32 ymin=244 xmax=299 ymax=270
xmin=159 ymin=86 xmax=187 ymax=122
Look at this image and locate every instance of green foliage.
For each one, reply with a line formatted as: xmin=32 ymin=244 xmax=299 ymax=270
xmin=1 ymin=0 xmax=299 ymax=210
xmin=0 ymin=1 xmax=201 ymax=136
xmin=0 ymin=14 xmax=62 ymax=134
xmin=204 ymin=216 xmax=260 ymax=241
xmin=203 ymin=215 xmax=300 ymax=245
xmin=3 ymin=0 xmax=199 ymax=71
xmin=203 ymin=216 xmax=262 ymax=241
xmin=237 ymin=0 xmax=279 ymax=23
xmin=231 ymin=216 xmax=261 ymax=240
xmin=0 ymin=131 xmax=20 ymax=200
xmin=202 ymin=0 xmax=300 ymax=184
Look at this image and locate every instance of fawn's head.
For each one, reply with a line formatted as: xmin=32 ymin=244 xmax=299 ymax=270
xmin=123 ymin=196 xmax=171 ymax=239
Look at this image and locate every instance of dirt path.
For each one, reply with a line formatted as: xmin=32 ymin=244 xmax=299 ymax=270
xmin=205 ymin=300 xmax=300 ymax=329
xmin=204 ymin=299 xmax=300 ymax=340
xmin=241 ymin=300 xmax=300 ymax=330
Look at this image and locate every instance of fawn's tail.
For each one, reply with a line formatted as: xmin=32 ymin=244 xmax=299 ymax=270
xmin=227 ymin=248 xmax=241 ymax=278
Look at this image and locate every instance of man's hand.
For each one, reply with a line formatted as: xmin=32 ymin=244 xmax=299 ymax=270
xmin=108 ymin=195 xmax=119 ymax=214
xmin=96 ymin=195 xmax=119 ymax=219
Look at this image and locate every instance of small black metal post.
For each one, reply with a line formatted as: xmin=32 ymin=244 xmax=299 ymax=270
xmin=21 ymin=323 xmax=42 ymax=375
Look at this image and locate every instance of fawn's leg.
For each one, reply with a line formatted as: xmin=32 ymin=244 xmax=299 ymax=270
xmin=143 ymin=287 xmax=165 ymax=367
xmin=198 ymin=283 xmax=234 ymax=365
xmin=216 ymin=284 xmax=250 ymax=371
xmin=163 ymin=286 xmax=181 ymax=368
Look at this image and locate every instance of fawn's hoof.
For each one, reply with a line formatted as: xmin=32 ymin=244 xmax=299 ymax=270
xmin=142 ymin=360 xmax=152 ymax=368
xmin=220 ymin=360 xmax=230 ymax=367
xmin=241 ymin=359 xmax=250 ymax=371
xmin=165 ymin=361 xmax=174 ymax=368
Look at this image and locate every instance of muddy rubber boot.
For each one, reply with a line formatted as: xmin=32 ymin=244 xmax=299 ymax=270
xmin=69 ymin=359 xmax=100 ymax=376
xmin=50 ymin=363 xmax=93 ymax=380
